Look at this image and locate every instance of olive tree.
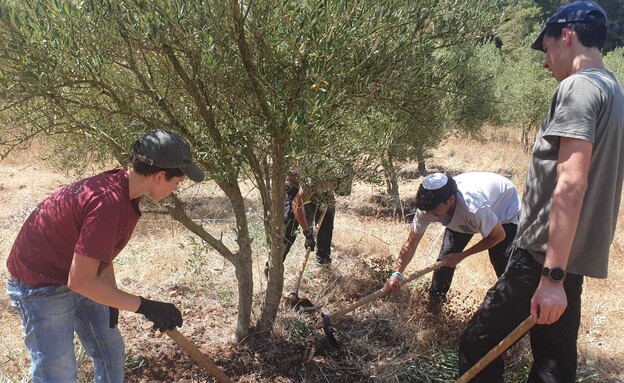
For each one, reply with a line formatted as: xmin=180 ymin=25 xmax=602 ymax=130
xmin=350 ymin=32 xmax=504 ymax=216
xmin=604 ymin=47 xmax=624 ymax=79
xmin=0 ymin=0 xmax=507 ymax=339
xmin=488 ymin=34 xmax=555 ymax=150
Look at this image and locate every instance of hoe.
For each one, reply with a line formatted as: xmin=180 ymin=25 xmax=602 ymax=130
xmin=455 ymin=316 xmax=535 ymax=382
xmin=321 ymin=259 xmax=447 ymax=347
xmin=165 ymin=329 xmax=233 ymax=383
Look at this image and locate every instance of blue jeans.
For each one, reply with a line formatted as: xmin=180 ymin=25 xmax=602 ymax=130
xmin=6 ymin=278 xmax=125 ymax=383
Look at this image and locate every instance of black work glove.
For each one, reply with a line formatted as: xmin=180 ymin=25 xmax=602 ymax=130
xmin=303 ymin=228 xmax=316 ymax=251
xmin=109 ymin=307 xmax=119 ymax=329
xmin=135 ymin=297 xmax=183 ymax=332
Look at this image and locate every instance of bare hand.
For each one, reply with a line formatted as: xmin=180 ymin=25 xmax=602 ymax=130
xmin=443 ymin=252 xmax=467 ymax=268
xmin=385 ymin=276 xmax=401 ymax=294
xmin=530 ymin=279 xmax=567 ymax=324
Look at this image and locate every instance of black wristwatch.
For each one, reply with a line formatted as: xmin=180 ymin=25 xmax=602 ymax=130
xmin=541 ymin=266 xmax=566 ymax=283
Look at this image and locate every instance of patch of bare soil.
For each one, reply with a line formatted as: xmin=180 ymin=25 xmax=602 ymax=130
xmin=121 ymin=299 xmax=240 ymax=383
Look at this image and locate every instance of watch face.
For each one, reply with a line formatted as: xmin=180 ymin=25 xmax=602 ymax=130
xmin=549 ymin=267 xmax=566 ymax=281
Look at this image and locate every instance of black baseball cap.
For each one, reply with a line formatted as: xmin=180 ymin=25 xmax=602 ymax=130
xmin=133 ymin=129 xmax=205 ymax=182
xmin=531 ymin=1 xmax=608 ymax=51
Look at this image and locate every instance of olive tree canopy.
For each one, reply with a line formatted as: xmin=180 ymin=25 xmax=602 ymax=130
xmin=0 ymin=0 xmax=506 ymax=340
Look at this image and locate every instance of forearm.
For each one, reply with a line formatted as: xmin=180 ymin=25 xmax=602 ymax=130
xmin=546 ymin=183 xmax=586 ymax=269
xmin=100 ymin=264 xmax=116 ymax=286
xmin=68 ymin=253 xmax=141 ymax=312
xmin=546 ymin=137 xmax=591 ymax=269
xmin=462 ymin=223 xmax=505 ymax=257
xmin=69 ymin=276 xmax=141 ymax=312
xmin=463 ymin=236 xmax=501 ymax=257
xmin=395 ymin=249 xmax=415 ymax=273
xmin=292 ymin=190 xmax=310 ymax=232
xmin=295 ymin=209 xmax=310 ymax=232
xmin=395 ymin=231 xmax=422 ymax=273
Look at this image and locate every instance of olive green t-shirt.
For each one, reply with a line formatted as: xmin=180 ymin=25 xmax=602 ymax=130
xmin=515 ymin=68 xmax=624 ymax=278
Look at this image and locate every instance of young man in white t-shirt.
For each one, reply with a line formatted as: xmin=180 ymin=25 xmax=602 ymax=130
xmin=386 ymin=172 xmax=521 ymax=313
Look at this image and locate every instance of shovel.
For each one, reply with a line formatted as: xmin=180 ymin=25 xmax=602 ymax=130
xmin=286 ymin=207 xmax=328 ymax=312
xmin=285 ymin=247 xmax=316 ymax=312
xmin=165 ymin=329 xmax=233 ymax=383
xmin=321 ymin=259 xmax=447 ymax=347
xmin=455 ymin=315 xmax=535 ymax=383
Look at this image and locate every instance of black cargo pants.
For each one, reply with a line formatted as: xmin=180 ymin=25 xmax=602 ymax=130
xmin=283 ymin=190 xmax=334 ymax=264
xmin=459 ymin=248 xmax=583 ymax=382
xmin=429 ymin=223 xmax=518 ymax=302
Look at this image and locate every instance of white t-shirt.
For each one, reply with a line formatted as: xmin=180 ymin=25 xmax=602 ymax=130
xmin=413 ymin=172 xmax=520 ymax=237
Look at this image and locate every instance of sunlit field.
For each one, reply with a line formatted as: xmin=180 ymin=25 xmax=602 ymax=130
xmin=1 ymin=126 xmax=622 ymax=382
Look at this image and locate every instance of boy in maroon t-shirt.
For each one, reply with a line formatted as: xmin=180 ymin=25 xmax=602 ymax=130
xmin=6 ymin=129 xmax=204 ymax=383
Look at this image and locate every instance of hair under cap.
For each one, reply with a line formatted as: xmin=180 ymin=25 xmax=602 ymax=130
xmin=531 ymin=1 xmax=608 ymax=51
xmin=415 ymin=173 xmax=457 ymax=211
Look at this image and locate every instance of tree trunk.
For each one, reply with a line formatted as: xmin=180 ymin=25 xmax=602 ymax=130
xmin=224 ymin=182 xmax=254 ymax=342
xmin=229 ymin=0 xmax=287 ymax=333
xmin=381 ymin=151 xmax=403 ymax=219
xmin=417 ymin=158 xmax=426 ymax=174
xmin=415 ymin=145 xmax=428 ymax=175
xmin=256 ymin=139 xmax=288 ymax=332
xmin=521 ymin=123 xmax=535 ymax=153
xmin=167 ymin=186 xmax=254 ymax=342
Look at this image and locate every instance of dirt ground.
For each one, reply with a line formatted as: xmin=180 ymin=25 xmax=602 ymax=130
xmin=1 ymin=128 xmax=623 ymax=382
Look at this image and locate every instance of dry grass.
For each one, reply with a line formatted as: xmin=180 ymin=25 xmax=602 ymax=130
xmin=1 ymin=126 xmax=623 ymax=382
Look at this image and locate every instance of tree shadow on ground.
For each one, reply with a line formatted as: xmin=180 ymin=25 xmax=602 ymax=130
xmin=122 ymin=253 xmax=622 ymax=383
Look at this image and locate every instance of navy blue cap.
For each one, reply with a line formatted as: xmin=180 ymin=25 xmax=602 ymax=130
xmin=531 ymin=1 xmax=608 ymax=51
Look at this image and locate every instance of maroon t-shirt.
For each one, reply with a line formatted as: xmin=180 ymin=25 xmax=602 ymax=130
xmin=7 ymin=169 xmax=141 ymax=287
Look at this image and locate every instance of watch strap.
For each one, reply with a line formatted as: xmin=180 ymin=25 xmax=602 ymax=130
xmin=541 ymin=266 xmax=566 ymax=282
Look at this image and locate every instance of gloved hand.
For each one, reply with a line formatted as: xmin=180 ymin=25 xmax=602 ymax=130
xmin=303 ymin=228 xmax=316 ymax=251
xmin=109 ymin=307 xmax=119 ymax=329
xmin=135 ymin=297 xmax=183 ymax=332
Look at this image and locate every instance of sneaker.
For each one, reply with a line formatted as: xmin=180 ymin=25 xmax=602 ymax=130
xmin=426 ymin=298 xmax=443 ymax=314
xmin=316 ymin=258 xmax=331 ymax=266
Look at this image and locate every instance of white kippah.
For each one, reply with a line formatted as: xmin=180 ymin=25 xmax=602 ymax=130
xmin=422 ymin=173 xmax=448 ymax=190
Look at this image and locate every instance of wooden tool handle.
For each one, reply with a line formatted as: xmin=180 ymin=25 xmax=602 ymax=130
xmin=165 ymin=329 xmax=233 ymax=383
xmin=455 ymin=316 xmax=535 ymax=383
xmin=293 ymin=207 xmax=327 ymax=294
xmin=293 ymin=248 xmax=312 ymax=294
xmin=400 ymin=260 xmax=446 ymax=285
xmin=328 ymin=260 xmax=446 ymax=323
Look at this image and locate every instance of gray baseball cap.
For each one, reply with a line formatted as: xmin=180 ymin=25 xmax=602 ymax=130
xmin=531 ymin=1 xmax=608 ymax=51
xmin=133 ymin=129 xmax=205 ymax=182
